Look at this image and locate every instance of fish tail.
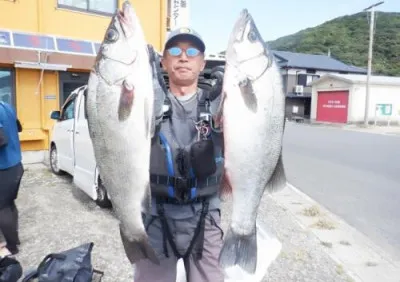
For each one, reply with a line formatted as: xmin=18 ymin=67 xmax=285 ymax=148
xmin=120 ymin=227 xmax=160 ymax=266
xmin=219 ymin=226 xmax=257 ymax=274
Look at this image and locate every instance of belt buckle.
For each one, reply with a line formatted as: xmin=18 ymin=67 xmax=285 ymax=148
xmin=174 ymin=177 xmax=189 ymax=201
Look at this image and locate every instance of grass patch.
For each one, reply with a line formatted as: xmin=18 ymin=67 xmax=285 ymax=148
xmin=336 ymin=264 xmax=345 ymax=275
xmin=302 ymin=205 xmax=321 ymax=217
xmin=311 ymin=219 xmax=336 ymax=230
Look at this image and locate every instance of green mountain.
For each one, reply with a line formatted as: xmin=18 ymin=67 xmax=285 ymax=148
xmin=267 ymin=11 xmax=400 ymax=76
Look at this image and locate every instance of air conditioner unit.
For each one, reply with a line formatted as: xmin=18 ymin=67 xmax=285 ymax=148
xmin=294 ymin=85 xmax=304 ymax=94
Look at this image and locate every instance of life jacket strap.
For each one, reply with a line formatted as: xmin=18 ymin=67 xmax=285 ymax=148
xmin=150 ymin=174 xmax=221 ymax=204
xmin=155 ymin=199 xmax=210 ymax=267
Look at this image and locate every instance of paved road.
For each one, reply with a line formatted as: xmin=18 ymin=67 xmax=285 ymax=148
xmin=15 ymin=165 xmax=352 ymax=282
xmin=282 ymin=122 xmax=400 ymax=261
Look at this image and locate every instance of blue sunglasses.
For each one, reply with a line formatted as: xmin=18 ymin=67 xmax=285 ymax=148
xmin=167 ymin=47 xmax=200 ymax=57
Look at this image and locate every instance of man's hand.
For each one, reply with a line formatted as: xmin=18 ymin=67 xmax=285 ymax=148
xmin=209 ymin=66 xmax=225 ymax=101
xmin=208 ymin=66 xmax=225 ymax=132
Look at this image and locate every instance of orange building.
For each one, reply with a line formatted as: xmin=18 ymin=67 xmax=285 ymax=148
xmin=0 ymin=0 xmax=167 ymax=163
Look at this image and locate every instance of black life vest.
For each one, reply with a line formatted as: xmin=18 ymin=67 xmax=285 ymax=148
xmin=149 ymin=89 xmax=224 ymax=205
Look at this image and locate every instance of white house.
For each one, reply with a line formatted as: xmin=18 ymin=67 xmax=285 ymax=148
xmin=308 ymin=74 xmax=400 ymax=125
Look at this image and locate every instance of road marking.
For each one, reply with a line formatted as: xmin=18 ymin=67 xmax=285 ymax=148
xmin=269 ymin=182 xmax=400 ymax=282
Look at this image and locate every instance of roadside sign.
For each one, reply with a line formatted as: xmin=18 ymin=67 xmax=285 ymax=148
xmin=375 ymin=104 xmax=392 ymax=116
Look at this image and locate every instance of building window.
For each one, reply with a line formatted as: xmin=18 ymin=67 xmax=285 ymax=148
xmin=57 ymin=0 xmax=117 ymax=16
xmin=297 ymin=73 xmax=320 ymax=87
xmin=0 ymin=68 xmax=15 ymax=107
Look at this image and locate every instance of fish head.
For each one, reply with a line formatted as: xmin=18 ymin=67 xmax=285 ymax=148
xmin=95 ymin=1 xmax=144 ymax=85
xmin=226 ymin=9 xmax=273 ymax=82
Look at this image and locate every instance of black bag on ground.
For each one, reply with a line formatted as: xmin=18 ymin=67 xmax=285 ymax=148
xmin=0 ymin=256 xmax=23 ymax=282
xmin=22 ymin=242 xmax=104 ymax=282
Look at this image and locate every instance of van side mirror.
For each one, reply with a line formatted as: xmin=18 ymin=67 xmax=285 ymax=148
xmin=50 ymin=111 xmax=61 ymax=120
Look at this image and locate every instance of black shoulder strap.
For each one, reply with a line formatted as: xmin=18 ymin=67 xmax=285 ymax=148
xmin=161 ymin=95 xmax=172 ymax=121
xmin=197 ymin=89 xmax=211 ymax=118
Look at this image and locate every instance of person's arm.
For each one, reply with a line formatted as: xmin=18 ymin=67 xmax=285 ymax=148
xmin=0 ymin=122 xmax=8 ymax=147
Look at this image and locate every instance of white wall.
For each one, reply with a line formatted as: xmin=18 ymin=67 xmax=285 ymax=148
xmin=351 ymin=84 xmax=400 ymax=123
xmin=310 ymin=78 xmax=352 ymax=121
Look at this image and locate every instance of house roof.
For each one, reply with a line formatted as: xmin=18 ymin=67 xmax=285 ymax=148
xmin=309 ymin=73 xmax=400 ymax=87
xmin=272 ymin=50 xmax=367 ymax=74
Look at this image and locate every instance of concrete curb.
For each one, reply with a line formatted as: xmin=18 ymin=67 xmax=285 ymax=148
xmin=291 ymin=121 xmax=400 ymax=137
xmin=269 ymin=183 xmax=400 ymax=282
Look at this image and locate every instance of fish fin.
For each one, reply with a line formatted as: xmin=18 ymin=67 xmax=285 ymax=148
xmin=219 ymin=171 xmax=232 ymax=201
xmin=118 ymin=80 xmax=135 ymax=121
xmin=219 ymin=226 xmax=257 ymax=274
xmin=239 ymin=78 xmax=257 ymax=113
xmin=141 ymin=182 xmax=152 ymax=213
xmin=265 ymin=152 xmax=287 ymax=193
xmin=119 ymin=226 xmax=160 ymax=265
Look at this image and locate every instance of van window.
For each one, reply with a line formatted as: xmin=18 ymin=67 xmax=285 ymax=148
xmin=61 ymin=99 xmax=76 ymax=121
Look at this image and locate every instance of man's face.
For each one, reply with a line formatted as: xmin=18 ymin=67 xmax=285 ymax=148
xmin=161 ymin=40 xmax=206 ymax=87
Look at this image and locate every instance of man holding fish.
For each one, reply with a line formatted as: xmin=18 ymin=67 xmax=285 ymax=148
xmin=86 ymin=2 xmax=286 ymax=281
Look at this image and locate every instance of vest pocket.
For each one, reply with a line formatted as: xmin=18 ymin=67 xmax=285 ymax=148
xmin=190 ymin=139 xmax=217 ymax=179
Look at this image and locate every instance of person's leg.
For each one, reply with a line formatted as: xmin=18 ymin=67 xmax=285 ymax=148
xmin=0 ymin=229 xmax=11 ymax=257
xmin=10 ymin=202 xmax=19 ymax=245
xmin=0 ymin=204 xmax=19 ymax=254
xmin=12 ymin=163 xmax=23 ymax=246
xmin=176 ymin=209 xmax=225 ymax=282
xmin=130 ymin=215 xmax=178 ymax=282
xmin=0 ymin=162 xmax=23 ymax=253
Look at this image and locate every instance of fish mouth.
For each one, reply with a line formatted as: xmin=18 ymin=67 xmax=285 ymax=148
xmin=239 ymin=9 xmax=251 ymax=22
xmin=234 ymin=9 xmax=253 ymax=42
xmin=117 ymin=1 xmax=135 ymax=38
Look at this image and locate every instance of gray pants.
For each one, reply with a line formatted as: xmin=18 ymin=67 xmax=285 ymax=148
xmin=133 ymin=209 xmax=225 ymax=282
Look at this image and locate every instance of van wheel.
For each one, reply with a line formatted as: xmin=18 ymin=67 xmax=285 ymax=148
xmin=96 ymin=176 xmax=112 ymax=209
xmin=50 ymin=144 xmax=64 ymax=175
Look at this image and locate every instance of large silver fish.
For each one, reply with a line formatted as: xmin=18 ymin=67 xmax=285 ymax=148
xmin=218 ymin=9 xmax=287 ymax=274
xmin=85 ymin=1 xmax=160 ymax=265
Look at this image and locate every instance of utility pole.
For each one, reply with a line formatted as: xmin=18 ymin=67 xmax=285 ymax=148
xmin=363 ymin=1 xmax=384 ymax=126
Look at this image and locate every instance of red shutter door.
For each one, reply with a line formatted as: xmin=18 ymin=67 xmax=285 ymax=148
xmin=316 ymin=90 xmax=349 ymax=123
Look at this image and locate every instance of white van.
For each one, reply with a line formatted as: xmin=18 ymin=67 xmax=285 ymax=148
xmin=48 ymin=57 xmax=225 ymax=208
xmin=49 ymin=85 xmax=112 ymax=208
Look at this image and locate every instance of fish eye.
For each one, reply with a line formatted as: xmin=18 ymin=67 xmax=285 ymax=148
xmin=106 ymin=28 xmax=119 ymax=42
xmin=248 ymin=31 xmax=257 ymax=42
